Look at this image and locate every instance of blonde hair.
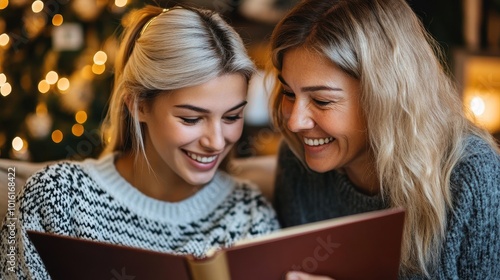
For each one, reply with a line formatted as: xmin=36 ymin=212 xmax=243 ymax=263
xmin=269 ymin=0 xmax=498 ymax=276
xmin=101 ymin=5 xmax=255 ymax=159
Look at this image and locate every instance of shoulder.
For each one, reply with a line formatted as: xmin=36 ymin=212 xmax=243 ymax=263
xmin=440 ymin=136 xmax=500 ymax=278
xmin=20 ymin=160 xmax=99 ymax=212
xmin=23 ymin=161 xmax=89 ymax=194
xmin=23 ymin=154 xmax=116 ymax=195
xmin=451 ymin=135 xmax=500 ymax=189
xmin=16 ymin=161 xmax=92 ymax=227
xmin=449 ymin=135 xmax=500 ymax=219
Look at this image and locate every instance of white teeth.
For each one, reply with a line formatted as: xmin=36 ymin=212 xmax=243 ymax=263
xmin=187 ymin=152 xmax=217 ymax=163
xmin=304 ymin=137 xmax=333 ymax=146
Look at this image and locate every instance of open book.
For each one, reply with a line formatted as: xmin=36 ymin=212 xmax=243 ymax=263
xmin=28 ymin=207 xmax=405 ymax=280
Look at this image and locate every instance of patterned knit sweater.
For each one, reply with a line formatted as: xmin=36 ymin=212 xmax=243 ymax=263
xmin=0 ymin=154 xmax=280 ymax=280
xmin=274 ymin=135 xmax=500 ymax=279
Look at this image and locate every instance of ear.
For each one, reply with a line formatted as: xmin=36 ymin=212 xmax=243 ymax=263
xmin=124 ymin=94 xmax=148 ymax=122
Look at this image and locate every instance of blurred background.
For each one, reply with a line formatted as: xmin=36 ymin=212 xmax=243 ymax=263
xmin=0 ymin=0 xmax=499 ymax=162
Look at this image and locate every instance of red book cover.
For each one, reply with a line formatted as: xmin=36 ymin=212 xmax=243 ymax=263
xmin=28 ymin=207 xmax=405 ymax=280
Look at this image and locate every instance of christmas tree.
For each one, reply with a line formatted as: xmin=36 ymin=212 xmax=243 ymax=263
xmin=0 ymin=0 xmax=148 ymax=161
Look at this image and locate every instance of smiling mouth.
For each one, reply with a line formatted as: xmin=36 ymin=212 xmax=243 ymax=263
xmin=303 ymin=137 xmax=334 ymax=147
xmin=185 ymin=151 xmax=218 ymax=163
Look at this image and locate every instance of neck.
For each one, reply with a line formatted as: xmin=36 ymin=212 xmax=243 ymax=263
xmin=343 ymin=158 xmax=380 ymax=196
xmin=115 ymin=152 xmax=201 ymax=202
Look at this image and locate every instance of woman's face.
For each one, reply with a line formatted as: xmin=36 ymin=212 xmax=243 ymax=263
xmin=139 ymin=73 xmax=247 ymax=187
xmin=280 ymin=47 xmax=370 ymax=174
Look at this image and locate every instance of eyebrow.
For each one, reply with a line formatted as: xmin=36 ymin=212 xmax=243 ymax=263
xmin=277 ymin=74 xmax=342 ymax=92
xmin=174 ymin=100 xmax=248 ymax=114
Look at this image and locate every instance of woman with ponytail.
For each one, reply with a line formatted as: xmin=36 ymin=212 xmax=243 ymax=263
xmin=0 ymin=5 xmax=278 ymax=279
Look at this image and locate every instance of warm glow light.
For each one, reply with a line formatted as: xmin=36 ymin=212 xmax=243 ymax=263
xmin=464 ymin=88 xmax=500 ymax=133
xmin=52 ymin=14 xmax=63 ymax=26
xmin=115 ymin=0 xmax=127 ymax=8
xmin=51 ymin=130 xmax=63 ymax=143
xmin=12 ymin=136 xmax=23 ymax=151
xmin=0 ymin=82 xmax=11 ymax=96
xmin=93 ymin=51 xmax=107 ymax=65
xmin=0 ymin=33 xmax=9 ymax=46
xmin=72 ymin=124 xmax=84 ymax=136
xmin=75 ymin=111 xmax=87 ymax=124
xmin=45 ymin=71 xmax=59 ymax=84
xmin=36 ymin=102 xmax=48 ymax=114
xmin=0 ymin=73 xmax=6 ymax=85
xmin=462 ymin=56 xmax=500 ymax=133
xmin=92 ymin=63 xmax=105 ymax=75
xmin=0 ymin=133 xmax=5 ymax=147
xmin=38 ymin=80 xmax=50 ymax=93
xmin=31 ymin=0 xmax=44 ymax=13
xmin=57 ymin=77 xmax=70 ymax=92
xmin=0 ymin=0 xmax=9 ymax=10
xmin=81 ymin=65 xmax=94 ymax=80
xmin=470 ymin=97 xmax=485 ymax=116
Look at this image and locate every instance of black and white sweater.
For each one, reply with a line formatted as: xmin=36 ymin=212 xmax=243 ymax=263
xmin=0 ymin=154 xmax=280 ymax=279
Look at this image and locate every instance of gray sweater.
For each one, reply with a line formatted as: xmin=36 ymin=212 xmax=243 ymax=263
xmin=274 ymin=136 xmax=500 ymax=279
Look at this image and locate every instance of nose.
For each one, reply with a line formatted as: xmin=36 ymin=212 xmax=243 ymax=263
xmin=200 ymin=122 xmax=226 ymax=152
xmin=286 ymin=100 xmax=315 ymax=132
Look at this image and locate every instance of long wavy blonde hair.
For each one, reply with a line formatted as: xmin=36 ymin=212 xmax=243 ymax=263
xmin=101 ymin=5 xmax=255 ymax=159
xmin=269 ymin=0 xmax=498 ymax=276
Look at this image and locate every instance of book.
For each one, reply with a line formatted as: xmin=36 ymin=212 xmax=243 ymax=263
xmin=27 ymin=207 xmax=405 ymax=280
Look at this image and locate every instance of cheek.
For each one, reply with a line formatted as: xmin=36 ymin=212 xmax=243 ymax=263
xmin=224 ymin=122 xmax=244 ymax=144
xmin=349 ymin=104 xmax=367 ymax=132
xmin=281 ymin=98 xmax=292 ymax=119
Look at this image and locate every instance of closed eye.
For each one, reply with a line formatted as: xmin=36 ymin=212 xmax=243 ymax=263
xmin=282 ymin=89 xmax=295 ymax=100
xmin=313 ymin=99 xmax=332 ymax=106
xmin=224 ymin=115 xmax=242 ymax=123
xmin=180 ymin=117 xmax=200 ymax=125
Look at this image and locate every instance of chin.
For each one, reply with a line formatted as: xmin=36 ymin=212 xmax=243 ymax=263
xmin=185 ymin=171 xmax=217 ymax=186
xmin=305 ymin=158 xmax=335 ymax=173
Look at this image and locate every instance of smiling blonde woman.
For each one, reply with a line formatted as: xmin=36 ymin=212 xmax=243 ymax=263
xmin=268 ymin=0 xmax=500 ymax=279
xmin=0 ymin=5 xmax=279 ymax=279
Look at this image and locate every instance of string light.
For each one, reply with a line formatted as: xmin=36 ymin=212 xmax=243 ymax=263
xmin=75 ymin=111 xmax=87 ymax=124
xmin=0 ymin=0 xmax=8 ymax=10
xmin=0 ymin=73 xmax=6 ymax=85
xmin=52 ymin=14 xmax=64 ymax=26
xmin=38 ymin=80 xmax=50 ymax=93
xmin=12 ymin=136 xmax=23 ymax=151
xmin=31 ymin=0 xmax=43 ymax=13
xmin=45 ymin=71 xmax=59 ymax=85
xmin=93 ymin=51 xmax=107 ymax=65
xmin=0 ymin=33 xmax=9 ymax=47
xmin=0 ymin=82 xmax=11 ymax=96
xmin=92 ymin=63 xmax=105 ymax=75
xmin=57 ymin=77 xmax=70 ymax=92
xmin=51 ymin=130 xmax=63 ymax=143
xmin=115 ymin=0 xmax=127 ymax=8
xmin=72 ymin=124 xmax=84 ymax=136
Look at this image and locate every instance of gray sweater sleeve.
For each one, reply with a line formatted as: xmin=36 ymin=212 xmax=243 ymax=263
xmin=434 ymin=139 xmax=500 ymax=280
